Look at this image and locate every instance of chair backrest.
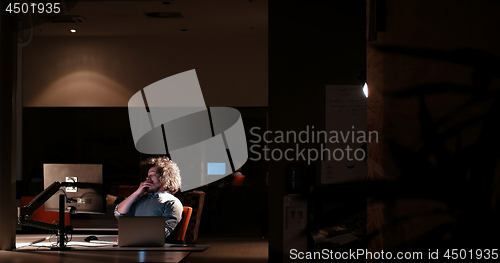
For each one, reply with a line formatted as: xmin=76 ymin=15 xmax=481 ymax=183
xmin=232 ymin=174 xmax=245 ymax=186
xmin=181 ymin=191 xmax=205 ymax=243
xmin=118 ymin=186 xmax=137 ymax=197
xmin=170 ymin=206 xmax=192 ymax=242
xmin=20 ymin=196 xmax=71 ymax=226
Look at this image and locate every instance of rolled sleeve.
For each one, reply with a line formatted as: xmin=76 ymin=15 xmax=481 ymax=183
xmin=114 ymin=204 xmax=126 ymax=219
xmin=114 ymin=201 xmax=136 ymax=219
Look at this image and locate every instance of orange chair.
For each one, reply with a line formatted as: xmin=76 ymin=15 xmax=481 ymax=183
xmin=232 ymin=173 xmax=245 ymax=186
xmin=181 ymin=191 xmax=205 ymax=243
xmin=170 ymin=206 xmax=192 ymax=243
xmin=20 ymin=196 xmax=71 ymax=226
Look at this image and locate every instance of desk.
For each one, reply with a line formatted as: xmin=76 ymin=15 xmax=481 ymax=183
xmin=8 ymin=234 xmax=210 ymax=263
xmin=1 ymin=250 xmax=190 ymax=263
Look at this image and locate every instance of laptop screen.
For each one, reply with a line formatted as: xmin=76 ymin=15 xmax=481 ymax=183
xmin=118 ymin=217 xmax=165 ymax=247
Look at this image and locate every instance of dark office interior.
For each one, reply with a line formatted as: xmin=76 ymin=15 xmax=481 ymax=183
xmin=2 ymin=0 xmax=500 ymax=262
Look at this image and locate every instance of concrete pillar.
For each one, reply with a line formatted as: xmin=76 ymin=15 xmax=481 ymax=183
xmin=0 ymin=4 xmax=18 ymax=251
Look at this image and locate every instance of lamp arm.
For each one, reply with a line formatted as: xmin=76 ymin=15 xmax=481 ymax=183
xmin=20 ymin=181 xmax=62 ymax=217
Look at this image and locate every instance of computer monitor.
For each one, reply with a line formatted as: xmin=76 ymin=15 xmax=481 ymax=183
xmin=43 ymin=163 xmax=104 ymax=214
xmin=207 ymin=162 xmax=226 ymax=175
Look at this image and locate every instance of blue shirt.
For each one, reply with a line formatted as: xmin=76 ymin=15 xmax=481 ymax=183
xmin=114 ymin=191 xmax=183 ymax=238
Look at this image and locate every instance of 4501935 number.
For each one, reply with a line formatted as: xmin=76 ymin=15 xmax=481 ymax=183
xmin=443 ymin=249 xmax=498 ymax=260
xmin=5 ymin=3 xmax=61 ymax=14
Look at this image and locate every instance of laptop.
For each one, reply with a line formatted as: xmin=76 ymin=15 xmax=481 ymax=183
xmin=118 ymin=217 xmax=165 ymax=247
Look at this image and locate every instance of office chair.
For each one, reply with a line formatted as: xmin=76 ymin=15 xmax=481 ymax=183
xmin=169 ymin=206 xmax=192 ymax=243
xmin=181 ymin=191 xmax=205 ymax=243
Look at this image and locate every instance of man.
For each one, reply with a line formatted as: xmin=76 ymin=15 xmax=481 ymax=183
xmin=115 ymin=157 xmax=183 ymax=238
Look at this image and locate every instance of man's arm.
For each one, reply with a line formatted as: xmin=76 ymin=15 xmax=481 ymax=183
xmin=163 ymin=199 xmax=183 ymax=238
xmin=115 ymin=181 xmax=152 ymax=217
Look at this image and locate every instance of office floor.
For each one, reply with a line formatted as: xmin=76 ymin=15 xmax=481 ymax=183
xmin=183 ymin=236 xmax=268 ymax=263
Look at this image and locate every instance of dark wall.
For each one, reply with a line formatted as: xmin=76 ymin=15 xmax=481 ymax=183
xmin=21 ymin=106 xmax=269 ymax=236
xmin=269 ymin=0 xmax=366 ymax=261
xmin=22 ymin=107 xmax=141 ymax=197
xmin=366 ymin=0 xmax=500 ymax=251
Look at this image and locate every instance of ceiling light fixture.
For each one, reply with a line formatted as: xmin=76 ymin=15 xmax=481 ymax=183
xmin=70 ymin=29 xmax=76 ymax=33
xmin=363 ymin=83 xmax=369 ymax=97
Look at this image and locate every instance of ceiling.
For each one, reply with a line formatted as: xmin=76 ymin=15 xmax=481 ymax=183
xmin=27 ymin=0 xmax=267 ymax=36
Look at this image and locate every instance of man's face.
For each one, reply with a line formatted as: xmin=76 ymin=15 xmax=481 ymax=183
xmin=145 ymin=167 xmax=162 ymax=193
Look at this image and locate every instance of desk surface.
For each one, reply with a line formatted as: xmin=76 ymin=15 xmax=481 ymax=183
xmin=1 ymin=250 xmax=190 ymax=263
xmin=15 ymin=234 xmax=210 ymax=252
xmin=6 ymin=234 xmax=210 ymax=263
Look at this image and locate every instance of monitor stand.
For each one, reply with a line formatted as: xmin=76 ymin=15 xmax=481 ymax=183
xmin=50 ymin=194 xmax=73 ymax=251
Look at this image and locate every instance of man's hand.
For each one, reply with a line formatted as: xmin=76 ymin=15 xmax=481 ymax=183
xmin=117 ymin=180 xmax=152 ymax=215
xmin=136 ymin=180 xmax=153 ymax=194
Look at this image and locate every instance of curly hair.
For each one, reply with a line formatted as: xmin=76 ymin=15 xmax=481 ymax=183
xmin=140 ymin=156 xmax=181 ymax=194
